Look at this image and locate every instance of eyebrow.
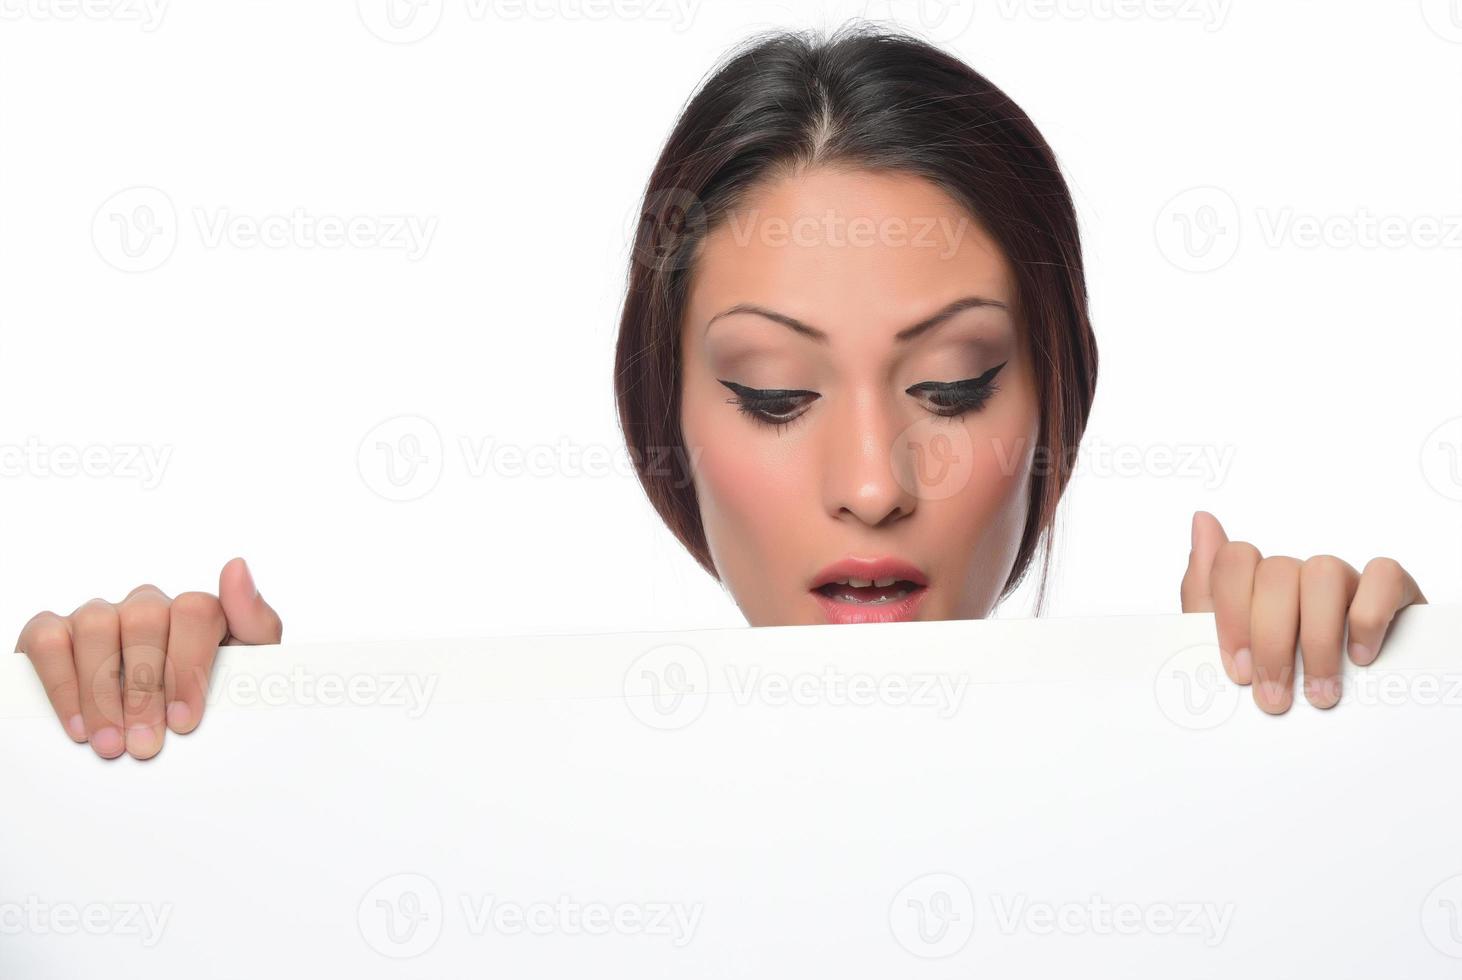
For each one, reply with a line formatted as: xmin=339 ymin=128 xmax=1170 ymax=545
xmin=703 ymin=295 xmax=1010 ymax=345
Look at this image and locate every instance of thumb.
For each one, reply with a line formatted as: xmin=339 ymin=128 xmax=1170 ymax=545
xmin=1180 ymin=510 xmax=1229 ymax=612
xmin=218 ymin=557 xmax=284 ymax=646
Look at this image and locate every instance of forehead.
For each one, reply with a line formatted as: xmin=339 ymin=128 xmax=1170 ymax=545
xmin=684 ymin=167 xmax=1015 ymax=342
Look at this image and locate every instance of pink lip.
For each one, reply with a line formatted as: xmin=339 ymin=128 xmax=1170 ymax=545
xmin=808 ymin=556 xmax=930 ymax=625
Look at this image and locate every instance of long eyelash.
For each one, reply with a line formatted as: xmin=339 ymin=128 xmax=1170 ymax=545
xmin=718 ymin=380 xmax=819 ymax=432
xmin=906 ymin=360 xmax=1008 ymax=418
xmin=716 ymin=360 xmax=1007 ymax=431
xmin=923 ymin=380 xmax=1001 ymax=419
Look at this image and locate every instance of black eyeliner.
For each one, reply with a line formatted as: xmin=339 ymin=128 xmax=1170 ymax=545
xmin=904 ymin=359 xmax=1008 ymax=396
xmin=717 ymin=379 xmax=818 ymax=399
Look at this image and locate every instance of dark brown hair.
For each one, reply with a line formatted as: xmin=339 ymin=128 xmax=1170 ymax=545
xmin=613 ymin=21 xmax=1098 ymax=616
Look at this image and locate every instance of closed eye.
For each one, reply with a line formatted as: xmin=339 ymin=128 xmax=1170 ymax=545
xmin=905 ymin=360 xmax=1007 ymax=418
xmin=718 ymin=380 xmax=820 ymax=430
xmin=718 ymin=359 xmax=1007 ymax=431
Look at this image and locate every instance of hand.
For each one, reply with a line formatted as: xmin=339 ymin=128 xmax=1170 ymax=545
xmin=1180 ymin=511 xmax=1426 ymax=714
xmin=13 ymin=557 xmax=284 ymax=760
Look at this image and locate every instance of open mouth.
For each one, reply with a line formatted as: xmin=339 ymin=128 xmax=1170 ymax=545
xmin=813 ymin=578 xmax=925 ymax=605
xmin=807 ymin=558 xmax=931 ymax=624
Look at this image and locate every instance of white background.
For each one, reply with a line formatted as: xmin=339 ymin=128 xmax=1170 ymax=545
xmin=2 ymin=0 xmax=1459 ymax=644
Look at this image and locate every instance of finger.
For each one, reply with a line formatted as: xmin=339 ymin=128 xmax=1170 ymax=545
xmin=1210 ymin=539 xmax=1261 ymax=685
xmin=118 ymin=585 xmax=171 ymax=760
xmin=217 ymin=558 xmax=283 ymax=646
xmin=1298 ymin=555 xmax=1359 ymax=709
xmin=15 ymin=612 xmax=86 ymax=742
xmin=1250 ymin=555 xmax=1303 ymax=714
xmin=162 ymin=592 xmax=228 ymax=735
xmin=1347 ymin=557 xmax=1427 ymax=667
xmin=1180 ymin=510 xmax=1229 ymax=613
xmin=70 ymin=598 xmax=126 ymax=759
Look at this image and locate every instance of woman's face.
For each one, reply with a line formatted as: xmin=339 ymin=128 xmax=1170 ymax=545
xmin=678 ymin=166 xmax=1042 ymax=627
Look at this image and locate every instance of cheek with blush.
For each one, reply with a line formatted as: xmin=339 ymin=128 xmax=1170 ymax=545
xmin=936 ymin=415 xmax=1037 ymax=616
xmin=682 ymin=405 xmax=814 ymax=612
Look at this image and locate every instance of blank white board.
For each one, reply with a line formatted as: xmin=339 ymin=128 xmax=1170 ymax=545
xmin=2 ymin=604 xmax=1460 ymax=977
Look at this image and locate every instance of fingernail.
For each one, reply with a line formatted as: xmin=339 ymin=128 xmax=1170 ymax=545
xmin=1349 ymin=641 xmax=1373 ymax=666
xmin=126 ymin=723 xmax=163 ymax=760
xmin=1219 ymin=648 xmax=1236 ymax=680
xmin=91 ymin=726 xmax=124 ymax=758
xmin=66 ymin=714 xmax=86 ymax=742
xmin=1256 ymin=681 xmax=1290 ymax=713
xmin=1233 ymin=647 xmax=1253 ymax=685
xmin=239 ymin=558 xmax=257 ymax=598
xmin=166 ymin=700 xmax=193 ymax=733
xmin=1304 ymin=675 xmax=1342 ymax=708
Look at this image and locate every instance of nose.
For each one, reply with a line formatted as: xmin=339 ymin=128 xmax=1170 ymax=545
xmin=821 ymin=389 xmax=919 ymax=528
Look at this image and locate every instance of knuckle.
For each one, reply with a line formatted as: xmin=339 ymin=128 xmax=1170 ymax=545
xmin=1301 ymin=554 xmax=1350 ymax=587
xmin=1214 ymin=540 xmax=1261 ymax=569
xmin=170 ymin=591 xmax=225 ymax=629
xmin=1255 ymin=554 xmax=1302 ymax=585
xmin=118 ymin=596 xmax=171 ymax=639
xmin=44 ymin=674 xmax=80 ymax=704
xmin=22 ymin=613 xmax=71 ymax=656
xmin=1363 ymin=556 xmax=1404 ymax=579
xmin=1348 ymin=607 xmax=1392 ymax=637
xmin=71 ymin=598 xmax=119 ymax=634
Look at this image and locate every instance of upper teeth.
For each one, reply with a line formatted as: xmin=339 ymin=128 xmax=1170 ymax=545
xmin=833 ymin=577 xmax=898 ymax=588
